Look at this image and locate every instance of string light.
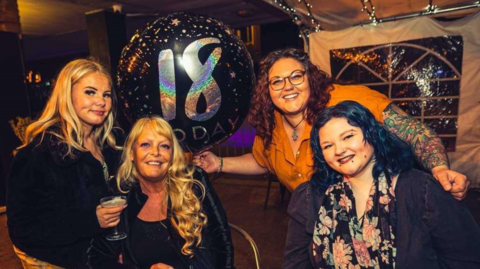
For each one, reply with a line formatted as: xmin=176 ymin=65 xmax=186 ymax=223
xmin=359 ymin=0 xmax=378 ymax=25
xmin=300 ymin=0 xmax=321 ymax=31
xmin=273 ymin=0 xmax=479 ymax=33
xmin=425 ymin=0 xmax=437 ymax=14
xmin=271 ymin=0 xmax=322 ymax=41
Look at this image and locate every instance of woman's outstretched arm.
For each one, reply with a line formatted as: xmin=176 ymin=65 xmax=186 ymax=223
xmin=382 ymin=103 xmax=468 ymax=200
xmin=193 ymin=152 xmax=268 ymax=175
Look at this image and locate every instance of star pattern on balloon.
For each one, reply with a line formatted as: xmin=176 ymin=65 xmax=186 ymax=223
xmin=230 ymin=71 xmax=236 ymax=78
xmin=171 ymin=18 xmax=181 ymax=26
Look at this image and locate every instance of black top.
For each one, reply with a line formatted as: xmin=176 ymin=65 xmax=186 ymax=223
xmin=130 ymin=217 xmax=184 ymax=269
xmin=283 ymin=169 xmax=480 ymax=269
xmin=6 ymin=129 xmax=122 ymax=268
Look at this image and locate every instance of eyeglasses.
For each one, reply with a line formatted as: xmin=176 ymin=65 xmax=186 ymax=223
xmin=269 ymin=70 xmax=306 ymax=91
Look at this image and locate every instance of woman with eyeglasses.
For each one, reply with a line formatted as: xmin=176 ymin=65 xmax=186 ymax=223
xmin=193 ymin=48 xmax=468 ymax=198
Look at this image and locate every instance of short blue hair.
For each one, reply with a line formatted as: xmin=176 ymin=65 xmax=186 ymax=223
xmin=310 ymin=101 xmax=413 ymax=194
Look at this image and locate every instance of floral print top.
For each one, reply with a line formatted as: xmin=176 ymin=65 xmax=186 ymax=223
xmin=312 ymin=173 xmax=397 ymax=269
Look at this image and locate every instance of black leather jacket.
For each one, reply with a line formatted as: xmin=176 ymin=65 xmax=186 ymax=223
xmin=87 ymin=166 xmax=235 ymax=269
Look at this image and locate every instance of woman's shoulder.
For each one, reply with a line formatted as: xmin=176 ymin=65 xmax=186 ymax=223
xmin=399 ymin=169 xmax=463 ymax=203
xmin=330 ymin=84 xmax=386 ymax=96
xmin=11 ymin=131 xmax=67 ymax=172
xmin=190 ymin=165 xmax=211 ymax=193
xmin=396 ymin=168 xmax=442 ymax=202
xmin=288 ymin=181 xmax=325 ymax=228
xmin=397 ymin=168 xmax=436 ymax=187
xmin=191 ymin=164 xmax=206 ymax=176
xmin=12 ymin=142 xmax=41 ymax=168
xmin=36 ymin=128 xmax=84 ymax=165
xmin=191 ymin=164 xmax=207 ymax=181
xmin=288 ymin=182 xmax=310 ymax=218
xmin=290 ymin=181 xmax=311 ymax=203
xmin=16 ymin=130 xmax=58 ymax=156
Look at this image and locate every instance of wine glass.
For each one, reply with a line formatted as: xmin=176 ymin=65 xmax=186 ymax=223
xmin=100 ymin=195 xmax=127 ymax=241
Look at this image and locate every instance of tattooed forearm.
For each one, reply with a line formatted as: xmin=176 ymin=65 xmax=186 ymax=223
xmin=382 ymin=103 xmax=449 ymax=171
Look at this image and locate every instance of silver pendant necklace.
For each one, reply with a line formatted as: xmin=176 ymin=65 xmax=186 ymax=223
xmin=283 ymin=116 xmax=306 ymax=141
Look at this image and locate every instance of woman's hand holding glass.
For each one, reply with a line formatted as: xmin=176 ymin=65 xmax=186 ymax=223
xmin=98 ymin=196 xmax=127 ymax=241
xmin=96 ymin=197 xmax=126 ymax=228
xmin=96 ymin=201 xmax=125 ymax=228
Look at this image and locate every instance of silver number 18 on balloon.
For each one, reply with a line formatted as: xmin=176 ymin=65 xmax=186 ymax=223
xmin=158 ymin=37 xmax=222 ymax=122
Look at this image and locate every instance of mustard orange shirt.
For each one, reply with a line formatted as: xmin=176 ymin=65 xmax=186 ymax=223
xmin=252 ymin=84 xmax=392 ymax=191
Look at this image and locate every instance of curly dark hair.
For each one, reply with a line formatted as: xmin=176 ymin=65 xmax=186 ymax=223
xmin=310 ymin=101 xmax=413 ymax=195
xmin=248 ymin=48 xmax=334 ymax=150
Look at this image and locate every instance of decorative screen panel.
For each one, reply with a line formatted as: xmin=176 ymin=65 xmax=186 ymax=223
xmin=330 ymin=36 xmax=463 ymax=151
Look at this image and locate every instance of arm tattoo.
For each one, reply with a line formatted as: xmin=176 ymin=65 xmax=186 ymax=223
xmin=382 ymin=103 xmax=449 ymax=171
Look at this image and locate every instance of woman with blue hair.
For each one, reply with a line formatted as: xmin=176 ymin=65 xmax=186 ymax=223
xmin=283 ymin=101 xmax=480 ymax=269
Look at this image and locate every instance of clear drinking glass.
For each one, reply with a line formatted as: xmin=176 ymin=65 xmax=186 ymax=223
xmin=100 ymin=195 xmax=127 ymax=241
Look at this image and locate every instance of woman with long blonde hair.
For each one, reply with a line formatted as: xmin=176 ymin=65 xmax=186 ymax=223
xmin=87 ymin=116 xmax=234 ymax=269
xmin=7 ymin=58 xmax=124 ymax=268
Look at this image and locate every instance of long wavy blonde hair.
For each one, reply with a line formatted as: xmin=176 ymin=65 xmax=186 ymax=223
xmin=19 ymin=58 xmax=119 ymax=155
xmin=116 ymin=116 xmax=207 ymax=256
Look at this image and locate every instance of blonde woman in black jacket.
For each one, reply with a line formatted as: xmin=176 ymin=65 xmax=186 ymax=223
xmin=7 ymin=59 xmax=123 ymax=268
xmin=87 ymin=116 xmax=234 ymax=269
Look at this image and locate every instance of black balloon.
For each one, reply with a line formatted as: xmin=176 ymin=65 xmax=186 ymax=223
xmin=117 ymin=12 xmax=254 ymax=154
